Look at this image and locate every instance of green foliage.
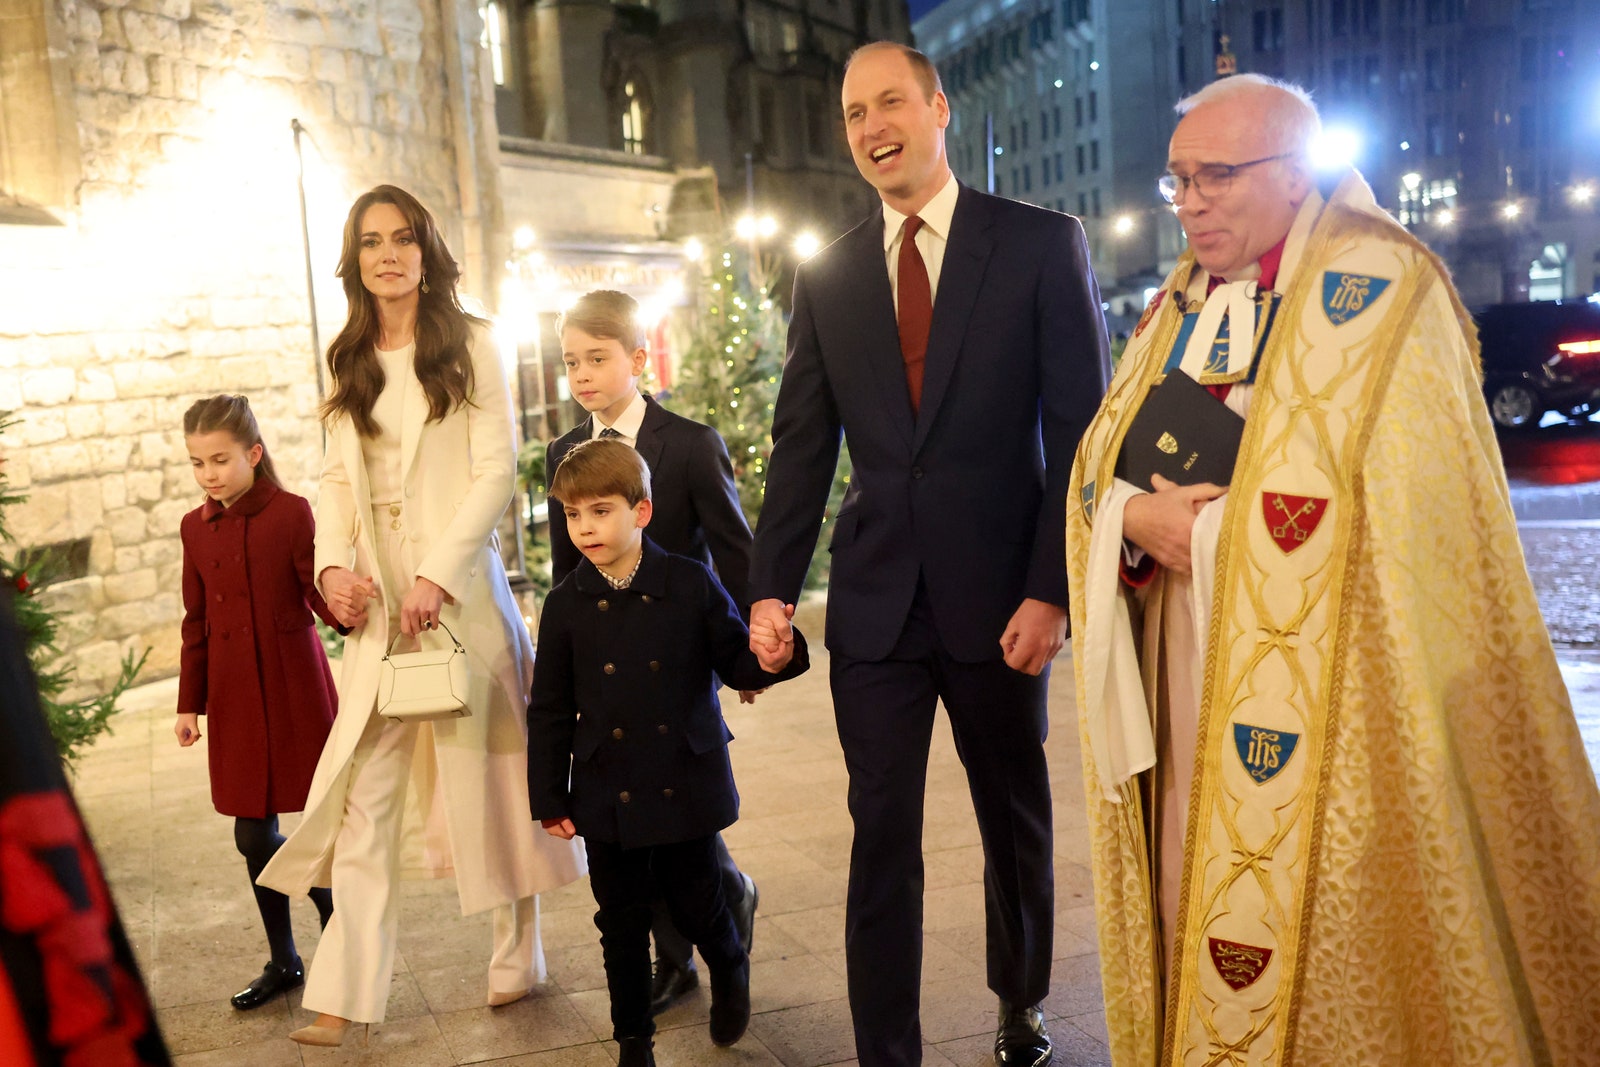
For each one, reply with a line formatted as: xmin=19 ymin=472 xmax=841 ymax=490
xmin=661 ymin=249 xmax=851 ymax=590
xmin=0 ymin=412 xmax=148 ymax=764
xmin=518 ymin=438 xmax=553 ymax=598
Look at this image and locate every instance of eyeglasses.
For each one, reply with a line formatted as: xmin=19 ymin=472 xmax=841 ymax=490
xmin=1158 ymin=153 xmax=1295 ymax=204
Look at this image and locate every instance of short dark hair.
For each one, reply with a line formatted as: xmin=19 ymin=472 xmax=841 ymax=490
xmin=548 ymin=439 xmax=652 ymax=507
xmin=844 ymin=41 xmax=943 ymax=102
xmin=558 ymin=290 xmax=648 ymax=354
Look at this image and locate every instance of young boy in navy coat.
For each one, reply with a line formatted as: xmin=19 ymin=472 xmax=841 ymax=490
xmin=547 ymin=289 xmax=760 ymax=1013
xmin=527 ymin=440 xmax=807 ymax=1067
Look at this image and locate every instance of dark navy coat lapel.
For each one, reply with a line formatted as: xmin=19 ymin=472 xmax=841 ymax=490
xmin=843 ymin=211 xmax=916 ymax=450
xmin=914 ymin=185 xmax=994 ymax=453
xmin=634 ymin=396 xmax=668 ymax=473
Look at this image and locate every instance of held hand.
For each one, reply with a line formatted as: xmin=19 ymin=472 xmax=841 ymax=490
xmin=999 ymin=597 xmax=1068 ymax=676
xmin=541 ymin=817 xmax=576 ymax=840
xmin=1121 ymin=474 xmax=1227 ymax=576
xmin=174 ymin=713 xmax=201 ymax=747
xmin=400 ymin=577 xmax=448 ymax=638
xmin=321 ymin=567 xmax=375 ymax=629
xmin=748 ymin=599 xmax=796 ymax=672
xmin=737 ymin=689 xmax=767 ymax=705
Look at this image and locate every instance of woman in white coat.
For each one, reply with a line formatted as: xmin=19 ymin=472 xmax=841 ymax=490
xmin=259 ymin=185 xmax=585 ymax=1046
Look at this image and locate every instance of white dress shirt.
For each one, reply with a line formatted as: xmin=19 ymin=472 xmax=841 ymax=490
xmin=590 ymin=391 xmax=648 ymax=449
xmin=882 ymin=173 xmax=959 ymax=314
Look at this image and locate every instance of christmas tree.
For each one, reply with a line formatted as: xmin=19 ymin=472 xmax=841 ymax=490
xmin=0 ymin=412 xmax=147 ymax=763
xmin=661 ymin=247 xmax=850 ymax=587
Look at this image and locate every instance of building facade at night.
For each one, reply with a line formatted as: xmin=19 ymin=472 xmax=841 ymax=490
xmin=918 ymin=0 xmax=1599 ymax=307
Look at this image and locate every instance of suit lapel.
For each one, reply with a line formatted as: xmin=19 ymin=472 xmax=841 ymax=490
xmin=635 ymin=397 xmax=668 ymax=472
xmin=398 ymin=368 xmax=428 ymax=485
xmin=845 ymin=212 xmax=915 ymax=450
xmin=915 ymin=186 xmax=993 ymax=453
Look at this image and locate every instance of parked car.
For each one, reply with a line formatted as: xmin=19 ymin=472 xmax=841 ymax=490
xmin=1474 ymin=299 xmax=1600 ymax=429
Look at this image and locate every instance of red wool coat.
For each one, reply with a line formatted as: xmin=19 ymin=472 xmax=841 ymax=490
xmin=178 ymin=478 xmax=340 ymax=819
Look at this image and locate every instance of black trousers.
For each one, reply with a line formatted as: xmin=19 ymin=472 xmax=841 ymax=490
xmin=649 ymin=831 xmax=744 ymax=967
xmin=586 ymin=834 xmax=744 ymax=1041
xmin=831 ymin=581 xmax=1054 ymax=1067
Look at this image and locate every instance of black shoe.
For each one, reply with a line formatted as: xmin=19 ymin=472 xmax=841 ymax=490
xmin=731 ymin=871 xmax=759 ymax=955
xmin=708 ymin=955 xmax=751 ymax=1047
xmin=994 ymin=999 xmax=1052 ymax=1066
xmin=649 ymin=956 xmax=699 ymax=1016
xmin=230 ymin=958 xmax=304 ymax=1010
xmin=617 ymin=1035 xmax=656 ymax=1067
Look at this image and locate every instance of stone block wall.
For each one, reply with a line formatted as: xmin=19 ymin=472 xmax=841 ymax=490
xmin=0 ymin=0 xmax=501 ymax=697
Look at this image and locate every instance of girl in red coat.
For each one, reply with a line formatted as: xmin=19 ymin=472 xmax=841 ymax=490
xmin=176 ymin=395 xmax=342 ymax=1011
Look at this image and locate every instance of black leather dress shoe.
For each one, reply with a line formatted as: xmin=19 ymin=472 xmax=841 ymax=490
xmin=731 ymin=872 xmax=760 ymax=954
xmin=230 ymin=958 xmax=304 ymax=1010
xmin=649 ymin=956 xmax=699 ymax=1016
xmin=617 ymin=1035 xmax=657 ymax=1067
xmin=994 ymin=999 xmax=1053 ymax=1066
xmin=708 ymin=956 xmax=751 ymax=1047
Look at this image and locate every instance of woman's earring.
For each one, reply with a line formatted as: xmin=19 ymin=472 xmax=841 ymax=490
xmin=420 ymin=271 xmax=430 ymax=294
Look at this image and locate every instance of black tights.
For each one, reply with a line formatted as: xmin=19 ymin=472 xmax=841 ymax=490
xmin=234 ymin=816 xmax=334 ymax=967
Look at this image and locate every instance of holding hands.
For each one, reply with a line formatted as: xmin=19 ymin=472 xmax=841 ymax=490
xmin=749 ymin=599 xmax=797 ymax=673
xmin=541 ymin=816 xmax=577 ymax=840
xmin=321 ymin=566 xmax=376 ymax=629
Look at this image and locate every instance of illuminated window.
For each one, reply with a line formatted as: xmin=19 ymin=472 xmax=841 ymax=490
xmin=482 ymin=1 xmax=508 ymax=87
xmin=622 ymin=81 xmax=647 ymax=154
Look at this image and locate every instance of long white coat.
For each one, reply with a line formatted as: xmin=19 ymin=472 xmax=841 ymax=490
xmin=259 ymin=323 xmax=585 ymax=915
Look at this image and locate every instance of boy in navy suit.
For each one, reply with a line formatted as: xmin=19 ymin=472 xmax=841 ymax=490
xmin=546 ymin=289 xmax=760 ymax=1013
xmin=528 ymin=440 xmax=807 ymax=1067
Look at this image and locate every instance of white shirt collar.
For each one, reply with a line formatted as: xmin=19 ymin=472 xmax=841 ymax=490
xmin=592 ymin=392 xmax=648 ymax=440
xmin=882 ymin=172 xmax=959 ymax=250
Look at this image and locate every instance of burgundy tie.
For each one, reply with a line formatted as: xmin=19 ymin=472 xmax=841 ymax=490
xmin=896 ymin=216 xmax=932 ymax=414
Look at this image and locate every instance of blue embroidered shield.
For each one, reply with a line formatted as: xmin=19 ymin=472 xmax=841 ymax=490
xmin=1322 ymin=272 xmax=1391 ymax=326
xmin=1232 ymin=722 xmax=1300 ymax=784
xmin=1081 ymin=481 xmax=1096 ymax=523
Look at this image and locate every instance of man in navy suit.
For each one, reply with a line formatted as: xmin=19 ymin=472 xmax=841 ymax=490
xmin=748 ymin=42 xmax=1110 ymax=1067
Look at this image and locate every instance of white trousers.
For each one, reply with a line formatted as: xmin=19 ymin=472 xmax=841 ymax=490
xmin=300 ymin=709 xmax=545 ymax=1022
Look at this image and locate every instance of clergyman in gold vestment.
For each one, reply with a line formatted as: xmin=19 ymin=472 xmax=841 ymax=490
xmin=1065 ymin=74 xmax=1600 ymax=1066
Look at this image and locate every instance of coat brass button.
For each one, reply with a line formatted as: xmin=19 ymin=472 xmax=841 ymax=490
xmin=649 ymin=660 xmax=661 ymax=672
xmin=657 ymin=724 xmax=668 ymax=734
xmin=390 ymin=504 xmax=401 ymax=516
xmin=612 ymin=727 xmax=624 ymax=740
xmin=603 ymin=663 xmax=616 ymax=674
xmin=641 ymin=594 xmax=652 ymax=603
xmin=619 ymin=791 xmax=631 ymax=803
xmin=598 ymin=599 xmax=609 ymax=611
xmin=662 ymin=788 xmax=674 ymax=799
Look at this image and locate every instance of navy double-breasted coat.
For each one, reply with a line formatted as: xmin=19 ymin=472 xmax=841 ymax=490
xmin=178 ymin=478 xmax=342 ymax=819
xmin=527 ymin=538 xmax=808 ymax=849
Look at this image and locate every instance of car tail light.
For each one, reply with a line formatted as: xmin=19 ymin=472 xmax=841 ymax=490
xmin=1557 ymin=339 xmax=1600 ymax=355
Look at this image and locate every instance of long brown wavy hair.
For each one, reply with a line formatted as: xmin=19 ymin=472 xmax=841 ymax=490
xmin=321 ymin=185 xmax=482 ymax=437
xmin=183 ymin=394 xmax=283 ymax=488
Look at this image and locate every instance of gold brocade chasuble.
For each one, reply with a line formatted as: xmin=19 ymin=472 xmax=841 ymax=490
xmin=1066 ymin=171 xmax=1600 ymax=1066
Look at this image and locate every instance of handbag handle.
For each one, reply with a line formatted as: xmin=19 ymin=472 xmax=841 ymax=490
xmin=383 ymin=619 xmax=465 ymax=658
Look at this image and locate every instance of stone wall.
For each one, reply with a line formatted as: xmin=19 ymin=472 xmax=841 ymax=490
xmin=0 ymin=0 xmax=502 ymax=696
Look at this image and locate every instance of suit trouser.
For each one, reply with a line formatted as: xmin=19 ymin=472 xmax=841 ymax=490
xmin=300 ymin=710 xmax=543 ymax=1023
xmin=648 ymin=832 xmax=745 ymax=967
xmin=830 ymin=580 xmax=1054 ymax=1067
xmin=585 ymin=835 xmax=743 ymax=1041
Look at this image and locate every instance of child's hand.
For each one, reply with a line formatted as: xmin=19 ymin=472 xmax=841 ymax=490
xmin=737 ymin=689 xmax=766 ymax=704
xmin=749 ymin=600 xmax=796 ymax=672
xmin=322 ymin=567 xmax=375 ymax=629
xmin=541 ymin=817 xmax=576 ymax=840
xmin=174 ymin=713 xmax=201 ymax=747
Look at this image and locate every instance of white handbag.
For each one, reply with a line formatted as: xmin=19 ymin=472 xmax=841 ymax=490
xmin=376 ymin=620 xmax=472 ymax=722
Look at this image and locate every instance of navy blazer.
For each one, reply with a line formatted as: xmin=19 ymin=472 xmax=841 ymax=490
xmin=527 ymin=538 xmax=809 ymax=849
xmin=547 ymin=395 xmax=753 ymax=611
xmin=750 ymin=184 xmax=1110 ymax=662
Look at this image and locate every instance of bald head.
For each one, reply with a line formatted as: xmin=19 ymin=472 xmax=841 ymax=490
xmin=1167 ymin=75 xmax=1318 ymax=277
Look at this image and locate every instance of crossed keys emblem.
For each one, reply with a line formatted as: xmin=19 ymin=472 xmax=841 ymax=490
xmin=1261 ymin=492 xmax=1329 ymax=554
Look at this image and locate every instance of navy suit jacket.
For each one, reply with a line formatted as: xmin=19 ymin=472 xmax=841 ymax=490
xmin=547 ymin=394 xmax=753 ymax=611
xmin=749 ymin=184 xmax=1110 ymax=663
xmin=527 ymin=538 xmax=808 ymax=848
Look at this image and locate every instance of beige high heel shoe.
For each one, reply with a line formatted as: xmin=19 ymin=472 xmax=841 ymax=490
xmin=486 ymin=987 xmax=531 ymax=1008
xmin=289 ymin=1015 xmax=369 ymax=1047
